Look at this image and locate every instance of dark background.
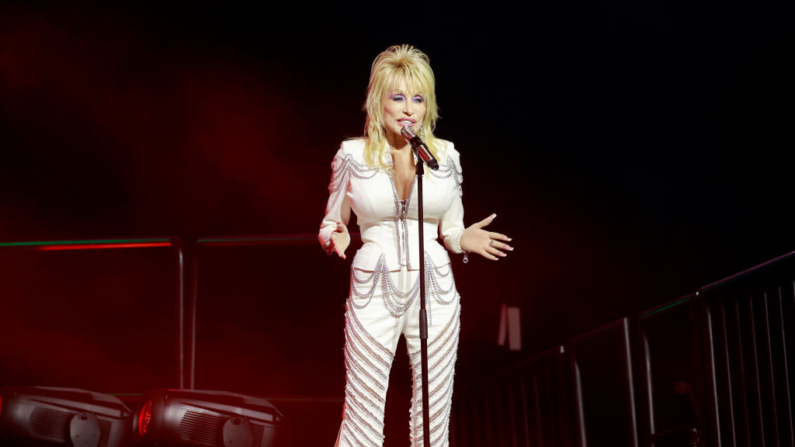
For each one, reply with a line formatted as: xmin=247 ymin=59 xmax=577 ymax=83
xmin=1 ymin=1 xmax=794 ymax=444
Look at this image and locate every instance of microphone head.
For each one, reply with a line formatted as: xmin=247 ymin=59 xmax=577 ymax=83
xmin=400 ymin=125 xmax=418 ymax=141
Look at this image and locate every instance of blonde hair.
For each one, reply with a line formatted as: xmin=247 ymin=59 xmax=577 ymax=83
xmin=362 ymin=44 xmax=441 ymax=170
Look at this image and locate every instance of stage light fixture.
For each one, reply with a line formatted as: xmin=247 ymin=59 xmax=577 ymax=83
xmin=0 ymin=386 xmax=133 ymax=447
xmin=136 ymin=399 xmax=152 ymax=438
xmin=132 ymin=389 xmax=284 ymax=447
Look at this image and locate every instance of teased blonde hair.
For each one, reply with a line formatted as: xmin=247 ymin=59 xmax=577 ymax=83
xmin=362 ymin=44 xmax=441 ymax=170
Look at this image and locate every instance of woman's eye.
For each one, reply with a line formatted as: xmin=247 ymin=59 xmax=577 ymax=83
xmin=413 ymin=96 xmax=424 ymax=103
xmin=392 ymin=95 xmax=405 ymax=102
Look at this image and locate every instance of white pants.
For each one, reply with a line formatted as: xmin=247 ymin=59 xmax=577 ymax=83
xmin=336 ymin=263 xmax=461 ymax=447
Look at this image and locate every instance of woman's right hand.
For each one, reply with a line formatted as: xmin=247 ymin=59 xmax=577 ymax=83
xmin=324 ymin=223 xmax=350 ymax=259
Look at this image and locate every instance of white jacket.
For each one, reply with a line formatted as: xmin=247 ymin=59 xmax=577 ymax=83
xmin=319 ymin=138 xmax=465 ymax=271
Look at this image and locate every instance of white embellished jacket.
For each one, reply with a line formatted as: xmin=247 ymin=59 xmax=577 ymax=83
xmin=319 ymin=138 xmax=465 ymax=272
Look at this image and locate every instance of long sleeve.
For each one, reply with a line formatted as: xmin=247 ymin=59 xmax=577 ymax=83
xmin=439 ymin=146 xmax=465 ymax=254
xmin=319 ymin=146 xmax=352 ymax=253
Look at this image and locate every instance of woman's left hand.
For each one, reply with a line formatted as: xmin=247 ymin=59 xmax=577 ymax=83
xmin=459 ymin=213 xmax=513 ymax=261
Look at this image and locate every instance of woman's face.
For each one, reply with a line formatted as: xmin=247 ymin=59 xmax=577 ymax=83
xmin=382 ymin=78 xmax=427 ymax=140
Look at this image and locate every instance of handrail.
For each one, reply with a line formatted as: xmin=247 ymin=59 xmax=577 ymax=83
xmin=470 ymin=248 xmax=795 ymax=384
xmin=0 ymin=237 xmax=185 ymax=389
xmin=185 ymin=233 xmax=361 ymax=389
xmin=700 ymin=248 xmax=795 ymax=292
xmin=196 ymin=233 xmax=361 ymax=246
xmin=0 ymin=238 xmax=172 ymax=249
xmin=452 ymin=247 xmax=795 ymax=446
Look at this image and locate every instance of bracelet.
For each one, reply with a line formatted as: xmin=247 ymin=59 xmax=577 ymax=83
xmin=452 ymin=231 xmax=469 ymax=264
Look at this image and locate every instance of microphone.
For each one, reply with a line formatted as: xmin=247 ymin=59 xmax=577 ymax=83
xmin=400 ymin=126 xmax=439 ymax=171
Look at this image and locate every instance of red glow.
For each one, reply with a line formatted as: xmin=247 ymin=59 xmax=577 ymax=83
xmin=138 ymin=400 xmax=152 ymax=437
xmin=37 ymin=243 xmax=171 ymax=251
xmin=0 ymin=395 xmax=3 ymax=414
xmin=198 ymin=233 xmax=361 ymax=247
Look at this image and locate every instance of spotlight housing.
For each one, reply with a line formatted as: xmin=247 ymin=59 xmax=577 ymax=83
xmin=0 ymin=386 xmax=132 ymax=447
xmin=133 ymin=389 xmax=284 ymax=447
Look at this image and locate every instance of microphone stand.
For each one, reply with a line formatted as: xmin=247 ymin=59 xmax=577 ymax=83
xmin=414 ymin=147 xmax=431 ymax=447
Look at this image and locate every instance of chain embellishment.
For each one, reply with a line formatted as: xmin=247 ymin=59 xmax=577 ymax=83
xmin=429 ymin=156 xmax=463 ymax=197
xmin=328 ymin=153 xmax=380 ymax=193
xmin=350 ymin=254 xmax=458 ymax=322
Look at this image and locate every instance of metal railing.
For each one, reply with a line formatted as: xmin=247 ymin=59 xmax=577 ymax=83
xmin=453 ymin=249 xmax=795 ymax=447
xmin=186 ymin=233 xmax=360 ymax=391
xmin=0 ymin=237 xmax=185 ymax=389
xmin=7 ymin=237 xmax=793 ymax=445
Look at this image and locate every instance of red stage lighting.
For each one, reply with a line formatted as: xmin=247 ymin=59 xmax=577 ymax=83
xmin=137 ymin=400 xmax=152 ymax=437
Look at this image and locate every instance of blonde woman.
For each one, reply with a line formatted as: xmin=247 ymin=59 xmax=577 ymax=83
xmin=320 ymin=44 xmax=513 ymax=447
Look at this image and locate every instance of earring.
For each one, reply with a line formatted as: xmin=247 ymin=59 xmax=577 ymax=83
xmin=420 ymin=126 xmax=426 ymax=141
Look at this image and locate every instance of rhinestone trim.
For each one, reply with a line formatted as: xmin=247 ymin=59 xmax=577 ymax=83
xmin=388 ymin=174 xmax=417 ymax=269
xmin=346 ymin=366 xmax=384 ymax=404
xmin=346 ymin=319 xmax=391 ymax=371
xmin=345 ymin=388 xmax=384 ymax=430
xmin=450 ymin=230 xmax=465 ymax=255
xmin=344 ymin=354 xmax=385 ymax=391
xmin=408 ymin=302 xmax=460 ymax=447
xmin=348 ymin=379 xmax=384 ymax=416
xmin=347 ymin=305 xmax=394 ymax=358
xmin=411 ymin=303 xmax=461 ymax=364
xmin=343 ymin=416 xmax=380 ymax=447
xmin=430 ymin=156 xmax=463 ymax=198
xmin=350 ymin=254 xmax=458 ymax=321
xmin=345 ymin=335 xmax=388 ymax=381
xmin=328 ymin=153 xmax=379 ymax=193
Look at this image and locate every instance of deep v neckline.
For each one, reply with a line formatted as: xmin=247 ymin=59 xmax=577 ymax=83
xmin=389 ymin=148 xmax=418 ymax=203
xmin=393 ymin=173 xmax=416 ymax=202
xmin=390 ymin=160 xmax=417 ymax=202
xmin=389 ymin=173 xmax=417 ymax=210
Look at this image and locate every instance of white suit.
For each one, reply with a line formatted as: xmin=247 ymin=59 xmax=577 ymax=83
xmin=320 ymin=138 xmax=465 ymax=447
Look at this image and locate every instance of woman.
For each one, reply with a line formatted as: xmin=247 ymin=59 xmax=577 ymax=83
xmin=320 ymin=44 xmax=513 ymax=447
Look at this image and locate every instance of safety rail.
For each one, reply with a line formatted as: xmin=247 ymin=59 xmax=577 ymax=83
xmin=187 ymin=233 xmax=360 ymax=390
xmin=452 ymin=249 xmax=795 ymax=447
xmin=0 ymin=234 xmax=355 ymax=446
xmin=0 ymin=237 xmax=185 ymax=389
xmin=7 ymin=236 xmax=792 ymax=445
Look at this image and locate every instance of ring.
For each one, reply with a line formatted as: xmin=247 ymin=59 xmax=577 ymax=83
xmin=489 ymin=240 xmax=495 ymax=248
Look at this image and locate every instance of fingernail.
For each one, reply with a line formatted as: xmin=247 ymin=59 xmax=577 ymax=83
xmin=508 ymin=237 xmax=512 ymax=241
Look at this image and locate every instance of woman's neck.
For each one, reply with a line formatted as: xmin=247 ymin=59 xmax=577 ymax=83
xmin=386 ymin=129 xmax=411 ymax=153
